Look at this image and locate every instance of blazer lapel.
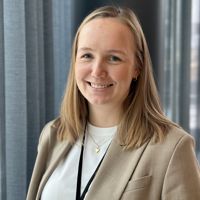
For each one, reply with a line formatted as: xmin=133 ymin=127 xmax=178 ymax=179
xmin=36 ymin=126 xmax=72 ymax=199
xmin=85 ymin=137 xmax=150 ymax=200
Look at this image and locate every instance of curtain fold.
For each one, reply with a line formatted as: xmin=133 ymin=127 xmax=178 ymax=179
xmin=0 ymin=0 xmax=6 ymax=198
xmin=25 ymin=0 xmax=46 ymax=188
xmin=4 ymin=0 xmax=27 ymax=199
xmin=51 ymin=0 xmax=72 ymax=116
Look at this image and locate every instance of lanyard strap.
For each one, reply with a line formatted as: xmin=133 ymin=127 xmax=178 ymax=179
xmin=80 ymin=153 xmax=105 ymax=200
xmin=76 ymin=131 xmax=108 ymax=200
xmin=76 ymin=133 xmax=85 ymax=200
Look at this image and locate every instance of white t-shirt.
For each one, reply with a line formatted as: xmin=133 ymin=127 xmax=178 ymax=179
xmin=41 ymin=123 xmax=117 ymax=200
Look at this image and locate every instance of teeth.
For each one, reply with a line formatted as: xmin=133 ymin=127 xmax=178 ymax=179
xmin=90 ymin=82 xmax=113 ymax=89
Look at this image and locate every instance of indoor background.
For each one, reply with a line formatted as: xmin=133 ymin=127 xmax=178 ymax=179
xmin=0 ymin=0 xmax=200 ymax=199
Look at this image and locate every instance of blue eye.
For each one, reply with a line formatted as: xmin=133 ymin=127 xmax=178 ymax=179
xmin=109 ymin=55 xmax=121 ymax=62
xmin=81 ymin=53 xmax=93 ymax=59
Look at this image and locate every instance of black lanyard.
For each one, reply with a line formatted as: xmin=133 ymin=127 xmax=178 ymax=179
xmin=76 ymin=130 xmax=108 ymax=200
xmin=76 ymin=132 xmax=85 ymax=200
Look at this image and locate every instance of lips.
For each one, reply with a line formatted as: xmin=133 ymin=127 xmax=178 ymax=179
xmin=87 ymin=82 xmax=114 ymax=89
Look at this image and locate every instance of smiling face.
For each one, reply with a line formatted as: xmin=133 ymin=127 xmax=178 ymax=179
xmin=75 ymin=17 xmax=139 ymax=112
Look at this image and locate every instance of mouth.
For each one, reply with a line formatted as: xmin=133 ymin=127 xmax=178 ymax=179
xmin=87 ymin=81 xmax=114 ymax=89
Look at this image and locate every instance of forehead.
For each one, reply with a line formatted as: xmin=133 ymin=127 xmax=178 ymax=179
xmin=77 ymin=18 xmax=135 ymax=51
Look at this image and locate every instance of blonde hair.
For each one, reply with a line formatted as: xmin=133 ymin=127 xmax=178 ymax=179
xmin=57 ymin=6 xmax=177 ymax=149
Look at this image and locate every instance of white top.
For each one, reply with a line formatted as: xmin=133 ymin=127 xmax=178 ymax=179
xmin=41 ymin=123 xmax=117 ymax=200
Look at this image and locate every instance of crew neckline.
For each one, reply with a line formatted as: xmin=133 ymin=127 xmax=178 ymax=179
xmin=87 ymin=122 xmax=118 ymax=137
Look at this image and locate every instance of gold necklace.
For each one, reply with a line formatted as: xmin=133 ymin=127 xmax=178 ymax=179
xmin=88 ymin=133 xmax=113 ymax=153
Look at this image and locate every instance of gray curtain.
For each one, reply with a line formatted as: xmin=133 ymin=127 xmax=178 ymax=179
xmin=0 ymin=0 xmax=72 ymax=199
xmin=0 ymin=0 xmax=199 ymax=199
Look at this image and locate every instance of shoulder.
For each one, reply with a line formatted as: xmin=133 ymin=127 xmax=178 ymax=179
xmin=149 ymin=126 xmax=199 ymax=178
xmin=37 ymin=118 xmax=60 ymax=152
xmin=163 ymin=126 xmax=195 ymax=149
xmin=146 ymin=126 xmax=196 ymax=166
xmin=162 ymin=126 xmax=197 ymax=164
xmin=164 ymin=126 xmax=197 ymax=162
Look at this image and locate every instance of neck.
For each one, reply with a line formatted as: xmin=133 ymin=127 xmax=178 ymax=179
xmin=88 ymin=105 xmax=122 ymax=127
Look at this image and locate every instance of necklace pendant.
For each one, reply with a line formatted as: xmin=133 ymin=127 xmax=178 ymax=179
xmin=95 ymin=147 xmax=100 ymax=153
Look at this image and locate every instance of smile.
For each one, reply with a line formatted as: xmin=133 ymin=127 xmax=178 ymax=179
xmin=87 ymin=82 xmax=114 ymax=89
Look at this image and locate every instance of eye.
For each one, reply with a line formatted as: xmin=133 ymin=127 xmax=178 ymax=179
xmin=80 ymin=53 xmax=93 ymax=60
xmin=109 ymin=55 xmax=122 ymax=63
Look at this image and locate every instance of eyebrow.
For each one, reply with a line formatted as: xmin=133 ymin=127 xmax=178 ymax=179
xmin=77 ymin=47 xmax=93 ymax=52
xmin=77 ymin=47 xmax=127 ymax=56
xmin=107 ymin=49 xmax=127 ymax=56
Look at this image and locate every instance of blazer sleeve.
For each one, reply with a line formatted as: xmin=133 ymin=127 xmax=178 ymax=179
xmin=26 ymin=122 xmax=52 ymax=200
xmin=162 ymin=134 xmax=200 ymax=200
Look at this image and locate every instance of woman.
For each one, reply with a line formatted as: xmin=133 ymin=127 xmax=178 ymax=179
xmin=26 ymin=6 xmax=200 ymax=200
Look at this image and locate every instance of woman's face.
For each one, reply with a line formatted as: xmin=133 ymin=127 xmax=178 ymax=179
xmin=75 ymin=18 xmax=139 ymax=110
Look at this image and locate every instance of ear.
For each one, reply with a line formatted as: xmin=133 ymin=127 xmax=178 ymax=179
xmin=132 ymin=66 xmax=140 ymax=80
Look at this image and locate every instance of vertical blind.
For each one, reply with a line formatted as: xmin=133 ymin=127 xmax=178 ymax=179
xmin=0 ymin=0 xmax=199 ymax=199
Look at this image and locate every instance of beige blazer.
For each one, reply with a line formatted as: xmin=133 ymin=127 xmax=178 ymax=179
xmin=26 ymin=120 xmax=200 ymax=200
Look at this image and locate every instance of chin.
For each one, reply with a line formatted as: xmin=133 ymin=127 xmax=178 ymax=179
xmin=88 ymin=98 xmax=110 ymax=106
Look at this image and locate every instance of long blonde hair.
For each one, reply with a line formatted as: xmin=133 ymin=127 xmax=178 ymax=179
xmin=57 ymin=6 xmax=177 ymax=149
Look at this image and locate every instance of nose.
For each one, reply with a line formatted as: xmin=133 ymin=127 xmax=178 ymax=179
xmin=91 ymin=59 xmax=107 ymax=78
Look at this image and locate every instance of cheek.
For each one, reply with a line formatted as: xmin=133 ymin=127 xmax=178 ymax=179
xmin=75 ymin=64 xmax=88 ymax=80
xmin=113 ymin=68 xmax=133 ymax=83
